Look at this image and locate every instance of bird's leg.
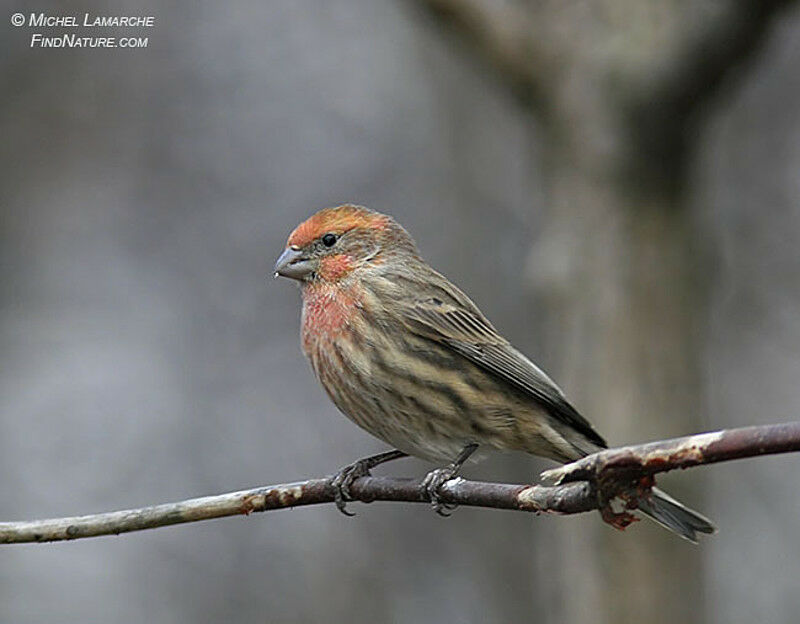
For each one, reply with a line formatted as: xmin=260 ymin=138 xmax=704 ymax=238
xmin=328 ymin=449 xmax=408 ymax=516
xmin=421 ymin=443 xmax=478 ymax=516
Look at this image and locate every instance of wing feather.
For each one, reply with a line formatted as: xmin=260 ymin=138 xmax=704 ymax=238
xmin=401 ymin=294 xmax=607 ymax=449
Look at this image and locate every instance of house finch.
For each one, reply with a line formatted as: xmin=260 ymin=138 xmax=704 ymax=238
xmin=274 ymin=204 xmax=714 ymax=541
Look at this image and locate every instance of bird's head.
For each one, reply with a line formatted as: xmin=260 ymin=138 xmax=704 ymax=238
xmin=274 ymin=204 xmax=418 ymax=284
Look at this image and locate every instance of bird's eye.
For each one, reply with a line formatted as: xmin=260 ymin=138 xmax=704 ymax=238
xmin=321 ymin=233 xmax=337 ymax=247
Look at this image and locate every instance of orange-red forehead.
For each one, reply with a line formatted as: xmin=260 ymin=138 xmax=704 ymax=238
xmin=286 ymin=206 xmax=388 ymax=248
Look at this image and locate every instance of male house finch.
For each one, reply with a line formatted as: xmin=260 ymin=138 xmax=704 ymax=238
xmin=275 ymin=204 xmax=714 ymax=541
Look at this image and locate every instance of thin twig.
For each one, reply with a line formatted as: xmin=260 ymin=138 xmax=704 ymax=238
xmin=0 ymin=478 xmax=594 ymax=545
xmin=1 ymin=422 xmax=798 ymax=545
xmin=542 ymin=421 xmax=800 ymax=484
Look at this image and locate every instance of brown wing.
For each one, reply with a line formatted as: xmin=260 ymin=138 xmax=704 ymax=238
xmin=401 ymin=294 xmax=607 ymax=449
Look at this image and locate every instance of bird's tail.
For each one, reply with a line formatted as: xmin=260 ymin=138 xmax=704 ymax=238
xmin=636 ymin=487 xmax=716 ymax=543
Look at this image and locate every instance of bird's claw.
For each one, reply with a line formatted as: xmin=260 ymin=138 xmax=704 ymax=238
xmin=327 ymin=450 xmax=409 ymax=516
xmin=328 ymin=459 xmax=374 ymax=516
xmin=421 ymin=467 xmax=459 ymax=516
xmin=421 ymin=444 xmax=477 ymax=516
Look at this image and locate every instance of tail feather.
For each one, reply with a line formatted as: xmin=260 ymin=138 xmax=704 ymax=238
xmin=636 ymin=487 xmax=716 ymax=543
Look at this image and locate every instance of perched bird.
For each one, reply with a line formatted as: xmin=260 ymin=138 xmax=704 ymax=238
xmin=274 ymin=204 xmax=714 ymax=541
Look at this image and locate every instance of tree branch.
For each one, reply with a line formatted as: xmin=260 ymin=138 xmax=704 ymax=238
xmin=542 ymin=421 xmax=800 ymax=484
xmin=2 ymin=422 xmax=798 ymax=545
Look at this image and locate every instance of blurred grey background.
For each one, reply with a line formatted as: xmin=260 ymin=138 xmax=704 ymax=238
xmin=2 ymin=1 xmax=800 ymax=622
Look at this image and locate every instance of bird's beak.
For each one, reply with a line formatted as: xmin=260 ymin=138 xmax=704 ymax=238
xmin=273 ymin=247 xmax=316 ymax=281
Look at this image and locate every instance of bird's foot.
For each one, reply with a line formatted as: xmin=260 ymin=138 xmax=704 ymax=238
xmin=421 ymin=466 xmax=460 ymax=516
xmin=328 ymin=460 xmax=371 ymax=516
xmin=327 ymin=449 xmax=408 ymax=516
xmin=421 ymin=443 xmax=478 ymax=516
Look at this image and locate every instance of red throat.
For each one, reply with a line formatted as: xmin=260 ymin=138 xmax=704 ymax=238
xmin=318 ymin=254 xmax=355 ymax=281
xmin=300 ymin=282 xmax=361 ymax=354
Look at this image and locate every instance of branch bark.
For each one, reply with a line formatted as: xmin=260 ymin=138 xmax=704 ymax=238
xmin=2 ymin=422 xmax=799 ymax=545
xmin=542 ymin=421 xmax=800 ymax=484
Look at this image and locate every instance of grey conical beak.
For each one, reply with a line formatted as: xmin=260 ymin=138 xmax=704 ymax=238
xmin=273 ymin=247 xmax=315 ymax=281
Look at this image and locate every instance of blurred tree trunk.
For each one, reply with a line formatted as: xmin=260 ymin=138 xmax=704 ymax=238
xmin=529 ymin=135 xmax=705 ymax=623
xmin=417 ymin=1 xmax=794 ymax=622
